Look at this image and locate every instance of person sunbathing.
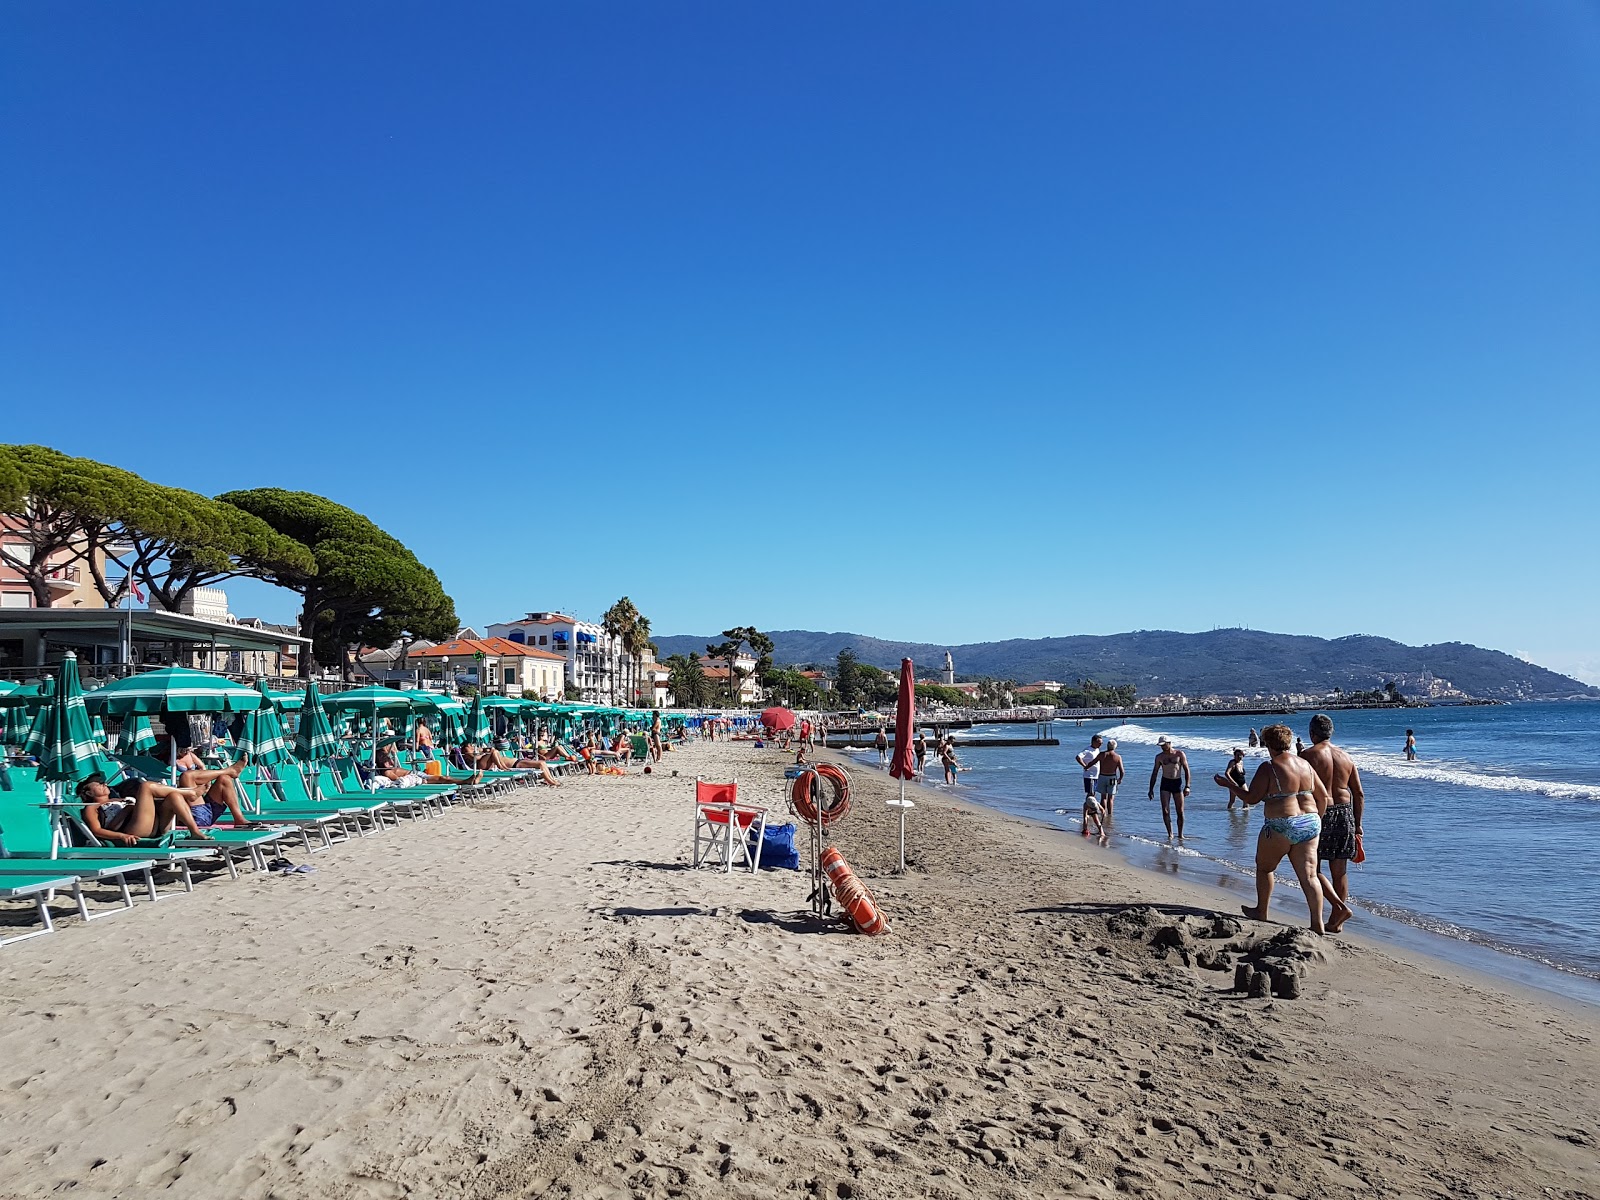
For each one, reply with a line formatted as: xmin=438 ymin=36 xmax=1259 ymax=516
xmin=76 ymin=773 xmax=213 ymax=844
xmin=174 ymin=758 xmax=254 ymax=828
xmin=463 ymin=742 xmax=560 ymax=786
xmin=610 ymin=732 xmax=632 ymax=765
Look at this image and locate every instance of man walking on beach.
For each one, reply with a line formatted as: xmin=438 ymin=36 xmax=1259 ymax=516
xmin=1301 ymin=714 xmax=1365 ymax=933
xmin=914 ymin=731 xmax=928 ymax=779
xmin=874 ymin=725 xmax=888 ymax=768
xmin=1094 ymin=738 xmax=1124 ymax=820
xmin=1148 ymin=736 xmax=1191 ymax=840
xmin=1077 ymin=735 xmax=1103 ymax=809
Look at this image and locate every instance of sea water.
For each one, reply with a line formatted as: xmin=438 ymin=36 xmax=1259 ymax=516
xmin=846 ymin=702 xmax=1600 ymax=1003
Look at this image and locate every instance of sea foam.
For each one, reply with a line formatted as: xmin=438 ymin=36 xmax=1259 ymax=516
xmin=1092 ymin=722 xmax=1600 ymax=803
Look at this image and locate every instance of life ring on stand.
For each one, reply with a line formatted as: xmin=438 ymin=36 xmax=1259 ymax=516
xmin=791 ymin=763 xmax=852 ymax=826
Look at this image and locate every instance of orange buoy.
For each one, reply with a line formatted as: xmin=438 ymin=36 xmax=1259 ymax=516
xmin=823 ymin=851 xmax=888 ymax=936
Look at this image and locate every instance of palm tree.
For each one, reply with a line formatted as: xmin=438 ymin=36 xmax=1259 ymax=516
xmin=625 ymin=614 xmax=653 ymax=705
xmin=602 ymin=597 xmax=641 ymax=706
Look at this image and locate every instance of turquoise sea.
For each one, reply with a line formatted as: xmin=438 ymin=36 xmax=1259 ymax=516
xmin=846 ymin=702 xmax=1600 ymax=1004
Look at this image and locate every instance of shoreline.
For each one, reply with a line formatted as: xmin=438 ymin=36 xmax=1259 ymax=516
xmin=829 ymin=745 xmax=1600 ymax=1013
xmin=1 ymin=737 xmax=1596 ymax=1198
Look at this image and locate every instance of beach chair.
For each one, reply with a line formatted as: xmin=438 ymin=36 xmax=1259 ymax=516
xmin=0 ymin=771 xmax=177 ymax=904
xmin=0 ymin=873 xmax=90 ymax=947
xmin=107 ymin=758 xmax=305 ymax=874
xmin=236 ymin=766 xmax=370 ymax=849
xmin=692 ymin=778 xmax=768 ymax=874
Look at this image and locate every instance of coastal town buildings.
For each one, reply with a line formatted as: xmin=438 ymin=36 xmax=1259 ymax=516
xmin=407 ymin=636 xmax=567 ymax=698
xmin=487 ymin=612 xmax=639 ymax=703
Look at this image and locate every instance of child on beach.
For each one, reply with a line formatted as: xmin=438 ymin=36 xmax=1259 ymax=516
xmin=1082 ymin=789 xmax=1106 ymax=837
xmin=940 ymin=742 xmax=960 ymax=785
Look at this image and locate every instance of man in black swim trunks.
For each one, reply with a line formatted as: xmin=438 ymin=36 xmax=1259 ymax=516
xmin=1301 ymin=714 xmax=1365 ymax=933
xmin=1147 ymin=736 xmax=1191 ymax=839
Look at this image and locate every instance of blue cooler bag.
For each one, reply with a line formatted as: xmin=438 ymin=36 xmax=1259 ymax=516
xmin=751 ymin=822 xmax=800 ymax=870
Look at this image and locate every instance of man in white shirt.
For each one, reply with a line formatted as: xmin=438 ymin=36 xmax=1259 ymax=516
xmin=1077 ymin=735 xmax=1103 ymax=807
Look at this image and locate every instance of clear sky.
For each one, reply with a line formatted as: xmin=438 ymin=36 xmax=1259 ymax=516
xmin=4 ymin=3 xmax=1598 ymax=680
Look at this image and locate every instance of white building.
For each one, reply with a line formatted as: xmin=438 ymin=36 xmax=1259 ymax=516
xmin=487 ymin=612 xmax=631 ymax=703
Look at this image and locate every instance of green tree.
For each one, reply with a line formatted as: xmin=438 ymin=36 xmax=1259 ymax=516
xmin=915 ymin=682 xmax=969 ymax=706
xmin=705 ymin=626 xmax=769 ymax=706
xmin=764 ymin=666 xmax=820 ymax=709
xmin=666 ymin=653 xmax=711 ymax=706
xmin=219 ymin=488 xmax=457 ymax=678
xmin=0 ymin=444 xmax=314 ymax=610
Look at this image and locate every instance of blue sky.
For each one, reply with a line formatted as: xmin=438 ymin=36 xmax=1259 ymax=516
xmin=4 ymin=3 xmax=1599 ymax=680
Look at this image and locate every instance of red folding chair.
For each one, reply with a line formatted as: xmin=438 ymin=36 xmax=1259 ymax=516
xmin=693 ymin=777 xmax=768 ymax=873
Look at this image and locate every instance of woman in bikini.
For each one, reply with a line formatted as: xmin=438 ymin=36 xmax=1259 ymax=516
xmin=1215 ymin=723 xmax=1351 ymax=934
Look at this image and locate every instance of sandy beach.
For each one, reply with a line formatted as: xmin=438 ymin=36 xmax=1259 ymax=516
xmin=1 ymin=739 xmax=1596 ymax=1200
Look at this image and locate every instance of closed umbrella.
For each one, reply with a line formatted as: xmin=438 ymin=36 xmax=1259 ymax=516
xmin=237 ymin=708 xmax=291 ymax=766
xmin=294 ymin=682 xmax=340 ymax=798
xmin=123 ymin=715 xmax=159 ymax=755
xmin=464 ymin=693 xmax=490 ymax=746
xmin=887 ymin=658 xmax=918 ymax=872
xmin=25 ymin=654 xmax=124 ymax=852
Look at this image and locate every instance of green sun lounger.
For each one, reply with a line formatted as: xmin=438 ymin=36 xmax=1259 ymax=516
xmin=0 ymin=873 xmax=95 ymax=946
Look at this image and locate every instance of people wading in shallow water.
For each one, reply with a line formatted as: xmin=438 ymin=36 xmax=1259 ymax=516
xmin=1221 ymin=748 xmax=1248 ymax=809
xmin=1148 ymin=737 xmax=1191 ymax=840
xmin=1301 ymin=714 xmax=1365 ymax=933
xmin=1215 ymin=723 xmax=1352 ymax=935
xmin=1404 ymin=729 xmax=1417 ymax=761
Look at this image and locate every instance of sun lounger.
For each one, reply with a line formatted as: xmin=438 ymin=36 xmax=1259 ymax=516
xmin=0 ymin=873 xmax=91 ymax=947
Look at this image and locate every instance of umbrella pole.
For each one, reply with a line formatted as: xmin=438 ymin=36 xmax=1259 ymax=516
xmin=898 ymin=778 xmax=907 ymax=872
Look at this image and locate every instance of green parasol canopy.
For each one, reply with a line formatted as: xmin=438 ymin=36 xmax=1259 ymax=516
xmin=92 ymin=715 xmax=108 ymax=745
xmin=123 ymin=715 xmax=159 ymax=755
xmin=84 ymin=666 xmax=264 ymax=715
xmin=23 ymin=654 xmax=125 ymax=785
xmin=294 ymin=681 xmax=340 ymax=763
xmin=321 ymin=686 xmax=418 ymax=715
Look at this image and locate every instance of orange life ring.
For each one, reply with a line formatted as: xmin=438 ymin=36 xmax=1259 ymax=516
xmin=825 ymin=860 xmax=887 ymax=936
xmin=792 ymin=763 xmax=852 ymax=826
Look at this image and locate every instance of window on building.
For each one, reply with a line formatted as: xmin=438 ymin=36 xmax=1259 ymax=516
xmin=1 ymin=592 xmax=31 ymax=608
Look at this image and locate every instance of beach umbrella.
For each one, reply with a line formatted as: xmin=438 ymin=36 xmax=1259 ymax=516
xmin=760 ymin=706 xmax=796 ymax=732
xmin=25 ymin=654 xmax=125 ymax=852
xmin=294 ymin=682 xmax=339 ymax=798
xmin=887 ymin=657 xmax=918 ymax=872
xmin=91 ymin=715 xmax=108 ymax=745
xmin=84 ymin=666 xmax=264 ymax=715
xmin=465 ymin=693 xmax=490 ymax=745
xmin=123 ymin=715 xmax=159 ymax=755
xmin=237 ymin=707 xmax=291 ymax=766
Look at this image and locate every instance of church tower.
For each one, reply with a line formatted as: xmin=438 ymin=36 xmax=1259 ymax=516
xmin=943 ymin=652 xmax=955 ymax=685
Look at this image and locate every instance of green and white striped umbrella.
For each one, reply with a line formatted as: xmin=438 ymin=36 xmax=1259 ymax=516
xmin=122 ymin=714 xmax=159 ymax=755
xmin=24 ymin=654 xmax=124 ymax=785
xmin=84 ymin=666 xmax=265 ymax=715
xmin=92 ymin=715 xmax=108 ymax=745
xmin=464 ymin=693 xmax=490 ymax=745
xmin=294 ymin=681 xmax=340 ymax=764
xmin=237 ymin=707 xmax=292 ymax=766
xmin=2 ymin=703 xmax=28 ymax=747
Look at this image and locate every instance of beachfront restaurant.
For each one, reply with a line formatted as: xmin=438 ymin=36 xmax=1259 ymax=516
xmin=0 ymin=608 xmax=310 ymax=683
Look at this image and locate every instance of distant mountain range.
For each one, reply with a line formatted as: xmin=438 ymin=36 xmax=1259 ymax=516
xmin=651 ymin=628 xmax=1599 ymax=703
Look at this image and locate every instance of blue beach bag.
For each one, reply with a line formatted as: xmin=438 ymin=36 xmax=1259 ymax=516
xmin=751 ymin=822 xmax=800 ymax=871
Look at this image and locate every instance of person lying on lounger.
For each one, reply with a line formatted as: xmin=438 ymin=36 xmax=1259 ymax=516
xmin=173 ymin=758 xmax=255 ymax=828
xmin=459 ymin=743 xmax=558 ymax=786
xmin=76 ymin=773 xmax=215 ymax=845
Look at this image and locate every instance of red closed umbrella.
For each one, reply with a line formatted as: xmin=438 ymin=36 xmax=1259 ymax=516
xmin=760 ymin=706 xmax=796 ymax=732
xmin=887 ymin=658 xmax=916 ymax=871
xmin=889 ymin=659 xmax=916 ymax=780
